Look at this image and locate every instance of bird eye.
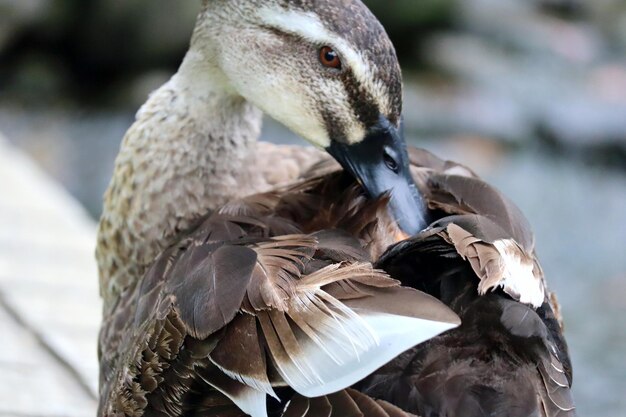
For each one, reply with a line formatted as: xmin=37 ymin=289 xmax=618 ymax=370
xmin=383 ymin=150 xmax=400 ymax=173
xmin=319 ymin=46 xmax=342 ymax=70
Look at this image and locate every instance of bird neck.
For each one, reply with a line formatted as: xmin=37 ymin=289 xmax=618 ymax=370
xmin=97 ymin=44 xmax=263 ymax=303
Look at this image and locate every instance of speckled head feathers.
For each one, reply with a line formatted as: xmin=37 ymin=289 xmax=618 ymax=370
xmin=194 ymin=0 xmax=402 ymax=147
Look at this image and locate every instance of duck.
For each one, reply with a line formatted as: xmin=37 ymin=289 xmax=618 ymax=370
xmin=96 ymin=0 xmax=575 ymax=416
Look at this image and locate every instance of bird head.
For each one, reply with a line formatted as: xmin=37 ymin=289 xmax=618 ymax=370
xmin=193 ymin=0 xmax=428 ymax=234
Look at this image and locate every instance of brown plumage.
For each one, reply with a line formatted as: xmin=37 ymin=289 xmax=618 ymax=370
xmin=356 ymin=149 xmax=575 ymax=417
xmin=99 ymin=148 xmax=574 ymax=417
xmin=98 ymin=160 xmax=460 ymax=417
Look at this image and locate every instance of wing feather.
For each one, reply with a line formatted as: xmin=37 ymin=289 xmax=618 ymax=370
xmin=168 ymin=244 xmax=257 ymax=339
xmin=282 ymin=390 xmax=419 ymax=417
xmin=209 ymin=313 xmax=277 ymax=398
xmin=257 ymin=262 xmax=459 ymax=398
xmin=440 ymin=219 xmax=545 ymax=307
xmin=245 ymin=235 xmax=317 ymax=310
xmin=197 ymin=363 xmax=269 ymax=417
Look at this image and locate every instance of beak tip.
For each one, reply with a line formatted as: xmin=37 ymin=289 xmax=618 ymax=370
xmin=389 ymin=185 xmax=429 ymax=236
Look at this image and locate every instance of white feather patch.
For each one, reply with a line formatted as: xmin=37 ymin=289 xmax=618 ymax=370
xmin=209 ymin=358 xmax=279 ymax=400
xmin=493 ymin=239 xmax=544 ymax=308
xmin=230 ymin=386 xmax=268 ymax=417
xmin=199 ymin=371 xmax=269 ymax=417
xmin=270 ymin=310 xmax=458 ymax=398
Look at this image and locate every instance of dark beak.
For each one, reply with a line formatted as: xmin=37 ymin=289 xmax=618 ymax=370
xmin=326 ymin=116 xmax=428 ymax=235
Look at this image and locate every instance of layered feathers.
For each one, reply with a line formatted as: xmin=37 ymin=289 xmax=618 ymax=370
xmin=357 ymin=149 xmax=575 ymax=417
xmin=99 ymin=148 xmax=574 ymax=417
xmin=98 ymin=163 xmax=460 ymax=417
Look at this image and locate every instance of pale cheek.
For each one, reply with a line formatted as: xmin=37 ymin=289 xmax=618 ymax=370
xmin=230 ymin=64 xmax=331 ymax=147
xmin=218 ymin=33 xmax=359 ymax=148
xmin=344 ymin=121 xmax=367 ymax=144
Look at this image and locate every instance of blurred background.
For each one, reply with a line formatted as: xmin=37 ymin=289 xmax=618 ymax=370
xmin=0 ymin=0 xmax=625 ymax=416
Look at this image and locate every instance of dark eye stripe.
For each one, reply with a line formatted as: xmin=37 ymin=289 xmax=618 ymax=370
xmin=320 ymin=109 xmax=347 ymax=143
xmin=259 ymin=24 xmax=386 ymax=137
xmin=340 ymin=67 xmax=381 ymax=128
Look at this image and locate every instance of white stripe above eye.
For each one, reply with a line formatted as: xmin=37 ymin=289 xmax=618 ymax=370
xmin=258 ymin=7 xmax=390 ymax=115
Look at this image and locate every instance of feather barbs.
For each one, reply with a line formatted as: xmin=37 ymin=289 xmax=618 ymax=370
xmin=443 ymin=222 xmax=545 ymax=308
